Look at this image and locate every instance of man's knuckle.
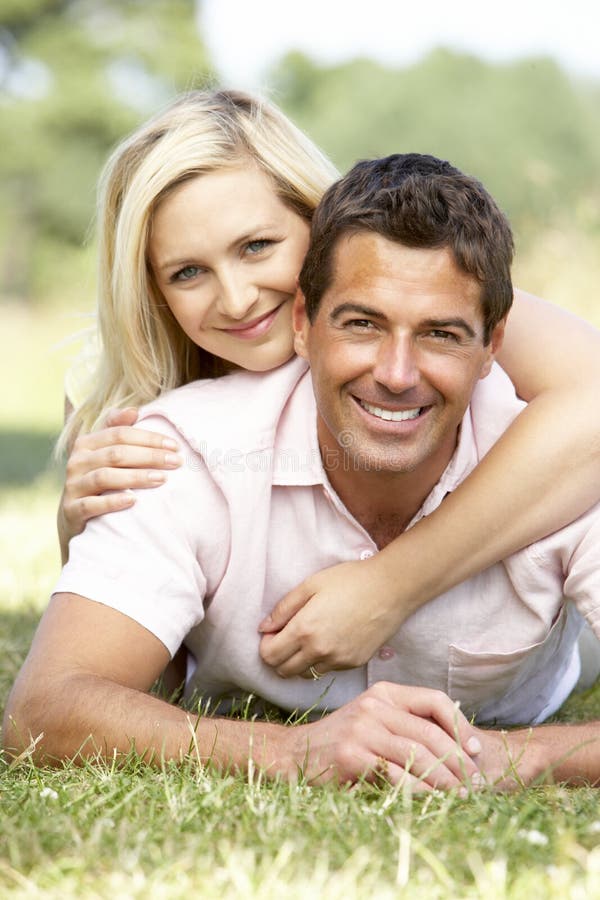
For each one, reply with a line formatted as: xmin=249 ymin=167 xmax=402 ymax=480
xmin=405 ymin=743 xmax=428 ymax=770
xmin=432 ymin=688 xmax=449 ymax=704
xmin=368 ymin=681 xmax=390 ymax=698
xmin=356 ymin=695 xmax=378 ymax=716
xmin=334 ymin=743 xmax=357 ymax=772
xmin=418 ymin=720 xmax=439 ymax=745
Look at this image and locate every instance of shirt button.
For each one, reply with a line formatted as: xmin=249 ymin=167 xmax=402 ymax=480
xmin=359 ymin=549 xmax=374 ymax=560
xmin=378 ymin=646 xmax=395 ymax=661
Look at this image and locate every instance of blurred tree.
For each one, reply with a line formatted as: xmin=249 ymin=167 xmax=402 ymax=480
xmin=272 ymin=48 xmax=600 ymax=249
xmin=0 ymin=0 xmax=213 ymax=304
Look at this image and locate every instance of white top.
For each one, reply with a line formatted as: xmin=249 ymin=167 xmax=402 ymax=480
xmin=55 ymin=357 xmax=600 ymax=725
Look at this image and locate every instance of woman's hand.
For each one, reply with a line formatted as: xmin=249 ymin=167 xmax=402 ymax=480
xmin=58 ymin=407 xmax=182 ymax=563
xmin=259 ymin=555 xmax=406 ymax=677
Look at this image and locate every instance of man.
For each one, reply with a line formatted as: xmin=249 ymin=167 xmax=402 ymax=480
xmin=4 ymin=154 xmax=600 ymax=789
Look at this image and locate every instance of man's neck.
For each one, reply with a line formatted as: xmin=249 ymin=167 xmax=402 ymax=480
xmin=318 ymin=429 xmax=458 ymax=548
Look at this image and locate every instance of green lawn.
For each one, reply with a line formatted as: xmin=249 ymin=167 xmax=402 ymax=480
xmin=2 ymin=304 xmax=600 ymax=898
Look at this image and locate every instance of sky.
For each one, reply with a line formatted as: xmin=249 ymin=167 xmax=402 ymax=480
xmin=199 ymin=0 xmax=600 ymax=89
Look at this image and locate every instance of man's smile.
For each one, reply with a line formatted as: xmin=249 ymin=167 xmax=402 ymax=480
xmin=357 ymin=399 xmax=423 ymax=422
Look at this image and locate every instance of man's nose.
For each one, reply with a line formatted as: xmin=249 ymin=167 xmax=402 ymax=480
xmin=217 ymin=271 xmax=259 ymax=320
xmin=372 ymin=334 xmax=420 ymax=393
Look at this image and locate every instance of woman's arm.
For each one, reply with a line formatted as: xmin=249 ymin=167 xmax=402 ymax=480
xmin=57 ymin=406 xmax=182 ymax=565
xmin=259 ymin=289 xmax=600 ymax=676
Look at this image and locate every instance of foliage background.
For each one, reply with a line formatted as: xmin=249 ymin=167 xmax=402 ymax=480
xmin=2 ymin=0 xmax=600 ymax=316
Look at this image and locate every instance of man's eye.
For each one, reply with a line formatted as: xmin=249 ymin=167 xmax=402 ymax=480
xmin=428 ymin=330 xmax=458 ymax=341
xmin=171 ymin=265 xmax=202 ymax=283
xmin=346 ymin=319 xmax=375 ymax=330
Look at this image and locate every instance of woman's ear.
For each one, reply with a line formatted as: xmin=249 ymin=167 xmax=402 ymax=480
xmin=292 ymin=289 xmax=310 ymax=359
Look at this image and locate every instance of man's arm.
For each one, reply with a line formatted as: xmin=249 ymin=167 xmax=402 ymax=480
xmin=2 ymin=593 xmax=483 ymax=789
xmin=474 ymin=722 xmax=600 ymax=789
xmin=2 ymin=593 xmax=285 ymax=769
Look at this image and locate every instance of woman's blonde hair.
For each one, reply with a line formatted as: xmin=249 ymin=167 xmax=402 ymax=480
xmin=59 ymin=89 xmax=339 ymax=453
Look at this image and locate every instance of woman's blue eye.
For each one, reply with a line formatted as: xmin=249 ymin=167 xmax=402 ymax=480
xmin=172 ymin=266 xmax=200 ymax=282
xmin=245 ymin=239 xmax=271 ymax=254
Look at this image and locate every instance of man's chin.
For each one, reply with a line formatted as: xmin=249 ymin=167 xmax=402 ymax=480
xmin=343 ymin=447 xmax=424 ymax=475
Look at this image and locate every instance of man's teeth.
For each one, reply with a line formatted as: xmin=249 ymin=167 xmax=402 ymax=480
xmin=360 ymin=400 xmax=422 ymax=421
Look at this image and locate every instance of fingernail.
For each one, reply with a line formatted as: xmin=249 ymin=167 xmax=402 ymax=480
xmin=165 ymin=453 xmax=182 ymax=466
xmin=258 ymin=616 xmax=272 ymax=632
xmin=148 ymin=472 xmax=167 ymax=483
xmin=162 ymin=438 xmax=178 ymax=450
xmin=466 ymin=737 xmax=482 ymax=754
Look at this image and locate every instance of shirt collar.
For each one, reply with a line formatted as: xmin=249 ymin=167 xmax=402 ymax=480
xmin=273 ymin=372 xmax=478 ymax=526
xmin=406 ymin=409 xmax=478 ymax=528
xmin=272 ymin=368 xmax=324 ymax=487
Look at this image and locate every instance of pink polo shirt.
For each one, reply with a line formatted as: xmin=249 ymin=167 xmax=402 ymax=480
xmin=55 ymin=357 xmax=600 ymax=725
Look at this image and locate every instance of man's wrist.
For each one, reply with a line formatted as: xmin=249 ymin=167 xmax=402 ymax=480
xmin=192 ymin=716 xmax=303 ymax=782
xmin=478 ymin=726 xmax=553 ymax=788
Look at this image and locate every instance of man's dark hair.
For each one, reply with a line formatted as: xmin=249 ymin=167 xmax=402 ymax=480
xmin=299 ymin=153 xmax=514 ymax=343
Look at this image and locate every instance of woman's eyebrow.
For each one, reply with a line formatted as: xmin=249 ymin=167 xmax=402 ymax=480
xmin=155 ymin=222 xmax=281 ymax=271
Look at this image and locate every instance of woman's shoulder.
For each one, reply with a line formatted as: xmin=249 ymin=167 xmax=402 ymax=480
xmin=137 ymin=357 xmax=309 ymax=454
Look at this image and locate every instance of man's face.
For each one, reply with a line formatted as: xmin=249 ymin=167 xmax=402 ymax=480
xmin=294 ymin=232 xmax=505 ymax=478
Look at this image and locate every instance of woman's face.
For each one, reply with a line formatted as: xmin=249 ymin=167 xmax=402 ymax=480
xmin=149 ymin=165 xmax=311 ymax=372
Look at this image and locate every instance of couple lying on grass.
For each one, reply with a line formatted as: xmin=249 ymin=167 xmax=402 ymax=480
xmin=4 ymin=91 xmax=600 ymax=789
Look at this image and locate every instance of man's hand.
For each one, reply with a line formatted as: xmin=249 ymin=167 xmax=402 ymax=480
xmin=285 ymin=682 xmax=483 ymax=790
xmin=259 ymin=557 xmax=407 ymax=677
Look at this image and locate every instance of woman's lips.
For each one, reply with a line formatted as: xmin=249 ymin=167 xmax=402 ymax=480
xmin=219 ymin=304 xmax=283 ymax=340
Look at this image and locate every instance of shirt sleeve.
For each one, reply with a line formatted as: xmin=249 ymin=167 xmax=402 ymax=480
xmin=532 ymin=503 xmax=600 ymax=640
xmin=53 ymin=415 xmax=230 ymax=657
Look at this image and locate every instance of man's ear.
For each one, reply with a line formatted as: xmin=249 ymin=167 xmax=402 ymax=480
xmin=292 ymin=288 xmax=310 ymax=359
xmin=479 ymin=316 xmax=507 ymax=380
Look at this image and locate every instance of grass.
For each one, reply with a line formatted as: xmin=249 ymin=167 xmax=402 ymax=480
xmin=2 ymin=303 xmax=600 ymax=897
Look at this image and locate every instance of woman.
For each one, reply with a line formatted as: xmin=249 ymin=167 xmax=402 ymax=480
xmin=59 ymin=89 xmax=600 ymax=679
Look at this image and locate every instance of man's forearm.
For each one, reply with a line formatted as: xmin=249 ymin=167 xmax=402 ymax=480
xmin=478 ymin=722 xmax=600 ymax=788
xmin=4 ymin=672 xmax=485 ymax=789
xmin=2 ymin=671 xmax=294 ymax=776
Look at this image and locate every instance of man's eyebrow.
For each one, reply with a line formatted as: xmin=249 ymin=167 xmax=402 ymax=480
xmin=329 ymin=302 xmax=385 ymax=322
xmin=421 ymin=317 xmax=477 ymax=339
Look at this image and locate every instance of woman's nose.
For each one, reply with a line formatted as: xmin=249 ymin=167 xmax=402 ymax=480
xmin=217 ymin=273 xmax=259 ymax=319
